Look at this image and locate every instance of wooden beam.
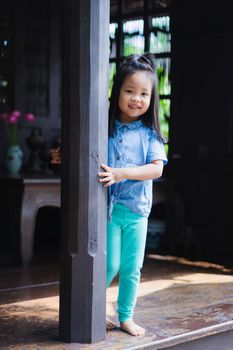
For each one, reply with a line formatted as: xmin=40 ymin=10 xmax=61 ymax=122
xmin=59 ymin=0 xmax=109 ymax=343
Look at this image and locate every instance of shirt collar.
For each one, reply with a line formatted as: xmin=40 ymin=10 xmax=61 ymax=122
xmin=115 ymin=119 xmax=143 ymax=130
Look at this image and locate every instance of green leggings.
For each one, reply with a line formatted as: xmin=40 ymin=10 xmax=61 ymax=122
xmin=107 ymin=203 xmax=148 ymax=322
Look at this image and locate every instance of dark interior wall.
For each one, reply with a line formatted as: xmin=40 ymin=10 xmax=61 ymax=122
xmin=167 ymin=0 xmax=233 ymax=260
xmin=170 ymin=0 xmax=233 ymax=159
xmin=0 ymin=0 xmax=61 ymax=165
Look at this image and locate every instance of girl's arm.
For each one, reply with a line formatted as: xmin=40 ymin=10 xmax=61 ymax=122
xmin=98 ymin=160 xmax=163 ymax=187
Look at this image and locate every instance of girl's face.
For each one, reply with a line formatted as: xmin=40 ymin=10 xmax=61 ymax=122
xmin=118 ymin=71 xmax=153 ymax=123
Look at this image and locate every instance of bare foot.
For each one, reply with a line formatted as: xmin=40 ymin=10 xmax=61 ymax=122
xmin=120 ymin=319 xmax=145 ymax=336
xmin=106 ymin=317 xmax=117 ymax=330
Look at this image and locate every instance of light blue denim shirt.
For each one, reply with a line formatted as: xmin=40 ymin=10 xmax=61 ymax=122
xmin=108 ymin=119 xmax=168 ymax=221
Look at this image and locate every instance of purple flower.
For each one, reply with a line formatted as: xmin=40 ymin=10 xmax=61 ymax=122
xmin=7 ymin=113 xmax=18 ymax=125
xmin=24 ymin=113 xmax=36 ymax=122
xmin=11 ymin=110 xmax=21 ymax=119
xmin=1 ymin=109 xmax=36 ymax=145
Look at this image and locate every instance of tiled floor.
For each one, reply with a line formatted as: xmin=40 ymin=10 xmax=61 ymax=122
xmin=1 ymin=254 xmax=233 ymax=349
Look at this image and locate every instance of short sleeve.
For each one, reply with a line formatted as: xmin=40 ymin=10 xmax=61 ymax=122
xmin=146 ymin=129 xmax=168 ymax=165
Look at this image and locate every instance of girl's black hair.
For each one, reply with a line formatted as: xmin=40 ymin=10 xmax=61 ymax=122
xmin=109 ymin=53 xmax=167 ymax=143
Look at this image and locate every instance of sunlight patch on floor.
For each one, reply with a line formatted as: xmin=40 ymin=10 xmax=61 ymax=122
xmin=147 ymin=254 xmax=233 ymax=273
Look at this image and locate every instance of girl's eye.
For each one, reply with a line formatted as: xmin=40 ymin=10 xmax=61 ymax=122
xmin=142 ymin=93 xmax=149 ymax=97
xmin=125 ymin=89 xmax=133 ymax=93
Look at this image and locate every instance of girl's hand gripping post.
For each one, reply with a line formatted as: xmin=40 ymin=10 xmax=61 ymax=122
xmin=98 ymin=164 xmax=124 ymax=187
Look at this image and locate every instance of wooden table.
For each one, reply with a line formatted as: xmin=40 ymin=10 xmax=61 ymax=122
xmin=0 ymin=174 xmax=60 ymax=265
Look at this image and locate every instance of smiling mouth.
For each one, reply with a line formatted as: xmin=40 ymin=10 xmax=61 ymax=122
xmin=128 ymin=105 xmax=141 ymax=109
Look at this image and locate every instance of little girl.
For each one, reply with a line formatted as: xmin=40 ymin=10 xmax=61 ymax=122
xmin=98 ymin=54 xmax=168 ymax=336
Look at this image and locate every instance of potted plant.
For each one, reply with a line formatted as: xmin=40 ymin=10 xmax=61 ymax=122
xmin=0 ymin=110 xmax=36 ymax=174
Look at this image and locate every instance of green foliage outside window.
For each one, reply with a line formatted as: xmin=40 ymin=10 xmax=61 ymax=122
xmin=123 ymin=39 xmax=145 ymax=56
xmin=109 ymin=63 xmax=116 ymax=99
xmin=159 ymin=99 xmax=170 ymax=147
xmin=123 ymin=19 xmax=144 ymax=56
xmin=157 ymin=63 xmax=170 ymax=96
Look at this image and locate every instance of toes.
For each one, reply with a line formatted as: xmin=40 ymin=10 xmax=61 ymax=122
xmin=135 ymin=328 xmax=143 ymax=336
xmin=106 ymin=326 xmax=113 ymax=330
xmin=120 ymin=321 xmax=145 ymax=336
xmin=128 ymin=328 xmax=138 ymax=336
xmin=106 ymin=323 xmax=115 ymax=330
xmin=135 ymin=326 xmax=145 ymax=336
xmin=106 ymin=317 xmax=117 ymax=331
xmin=138 ymin=328 xmax=145 ymax=336
xmin=106 ymin=324 xmax=115 ymax=330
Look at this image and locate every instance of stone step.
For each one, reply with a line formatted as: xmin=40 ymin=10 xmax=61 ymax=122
xmin=127 ymin=321 xmax=233 ymax=350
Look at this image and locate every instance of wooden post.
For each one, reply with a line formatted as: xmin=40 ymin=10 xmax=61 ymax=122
xmin=59 ymin=0 xmax=109 ymax=343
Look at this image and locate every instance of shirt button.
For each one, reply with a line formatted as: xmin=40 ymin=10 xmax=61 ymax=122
xmin=119 ymin=139 xmax=122 ymax=143
xmin=116 ymin=156 xmax=120 ymax=160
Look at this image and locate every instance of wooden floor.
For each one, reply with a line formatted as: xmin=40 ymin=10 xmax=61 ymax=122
xmin=0 ymin=253 xmax=233 ymax=349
